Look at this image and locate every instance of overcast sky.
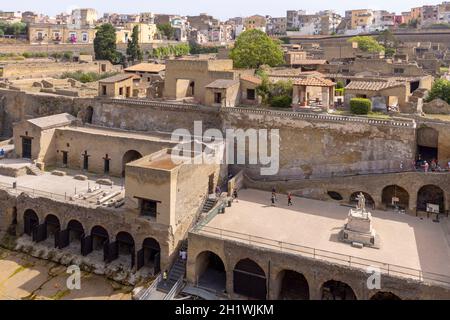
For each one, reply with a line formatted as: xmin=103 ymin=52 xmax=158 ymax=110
xmin=0 ymin=0 xmax=443 ymax=20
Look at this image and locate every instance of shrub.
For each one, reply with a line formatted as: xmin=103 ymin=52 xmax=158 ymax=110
xmin=270 ymin=95 xmax=292 ymax=108
xmin=63 ymin=51 xmax=73 ymax=60
xmin=335 ymin=88 xmax=345 ymax=96
xmin=350 ymin=98 xmax=372 ymax=114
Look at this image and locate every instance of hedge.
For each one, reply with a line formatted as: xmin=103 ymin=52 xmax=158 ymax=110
xmin=350 ymin=98 xmax=372 ymax=114
xmin=270 ymin=95 xmax=292 ymax=108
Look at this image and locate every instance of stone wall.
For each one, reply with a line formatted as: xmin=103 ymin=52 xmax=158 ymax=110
xmin=423 ymin=98 xmax=450 ymax=114
xmin=187 ymin=232 xmax=450 ymax=300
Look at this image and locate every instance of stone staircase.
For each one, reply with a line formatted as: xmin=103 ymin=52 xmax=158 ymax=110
xmin=27 ymin=164 xmax=43 ymax=176
xmin=202 ymin=198 xmax=217 ymax=213
xmin=157 ymin=241 xmax=187 ymax=294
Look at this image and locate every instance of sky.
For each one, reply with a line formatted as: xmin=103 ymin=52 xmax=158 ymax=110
xmin=0 ymin=0 xmax=444 ymax=20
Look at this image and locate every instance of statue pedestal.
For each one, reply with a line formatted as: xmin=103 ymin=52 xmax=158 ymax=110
xmin=340 ymin=209 xmax=380 ymax=248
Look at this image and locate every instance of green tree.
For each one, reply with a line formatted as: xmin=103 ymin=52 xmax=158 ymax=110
xmin=230 ymin=29 xmax=284 ymax=69
xmin=349 ymin=36 xmax=385 ymax=53
xmin=425 ymin=79 xmax=450 ymax=104
xmin=127 ymin=25 xmax=143 ymax=63
xmin=157 ymin=23 xmax=175 ymax=40
xmin=94 ymin=23 xmax=120 ymax=64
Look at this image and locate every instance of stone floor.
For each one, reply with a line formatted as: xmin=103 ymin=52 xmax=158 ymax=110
xmin=202 ymin=189 xmax=450 ymax=281
xmin=0 ymin=160 xmax=124 ymax=206
xmin=0 ymin=247 xmax=132 ymax=300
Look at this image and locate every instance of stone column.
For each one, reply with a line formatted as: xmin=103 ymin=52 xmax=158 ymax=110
xmin=321 ymin=86 xmax=329 ymax=107
xmin=292 ymin=85 xmax=299 ymax=105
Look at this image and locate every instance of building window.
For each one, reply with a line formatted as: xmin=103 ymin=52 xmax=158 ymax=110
xmin=102 ymin=85 xmax=107 ymax=95
xmin=119 ymin=87 xmax=123 ymax=96
xmin=82 ymin=32 xmax=88 ymax=42
xmin=247 ymin=89 xmax=256 ymax=100
xmin=394 ymin=68 xmax=404 ymax=74
xmin=140 ymin=199 xmax=158 ymax=217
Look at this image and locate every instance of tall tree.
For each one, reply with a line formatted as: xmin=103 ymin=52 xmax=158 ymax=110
xmin=157 ymin=23 xmax=175 ymax=40
xmin=94 ymin=23 xmax=120 ymax=64
xmin=230 ymin=29 xmax=284 ymax=69
xmin=348 ymin=36 xmax=385 ymax=53
xmin=127 ymin=25 xmax=143 ymax=63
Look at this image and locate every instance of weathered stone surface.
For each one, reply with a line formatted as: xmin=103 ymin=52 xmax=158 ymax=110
xmin=423 ymin=98 xmax=450 ymax=114
xmin=51 ymin=170 xmax=66 ymax=176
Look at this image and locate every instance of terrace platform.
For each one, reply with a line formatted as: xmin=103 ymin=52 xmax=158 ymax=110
xmin=199 ymin=189 xmax=450 ymax=281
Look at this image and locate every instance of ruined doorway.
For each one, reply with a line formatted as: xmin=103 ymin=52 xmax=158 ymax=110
xmin=91 ymin=226 xmax=109 ymax=251
xmin=85 ymin=106 xmax=94 ymax=124
xmin=416 ymin=185 xmax=445 ymax=213
xmin=45 ymin=214 xmax=60 ymax=240
xmin=196 ymin=251 xmax=226 ymax=293
xmin=67 ymin=220 xmax=84 ymax=245
xmin=208 ymin=174 xmax=215 ymax=195
xmin=233 ymin=258 xmax=267 ymax=300
xmin=23 ymin=209 xmax=39 ymax=236
xmin=116 ymin=231 xmax=135 ymax=268
xmin=277 ymin=270 xmax=309 ymax=300
xmin=62 ymin=151 xmax=68 ymax=167
xmin=321 ymin=280 xmax=356 ymax=300
xmin=104 ymin=155 xmax=110 ymax=174
xmin=22 ymin=137 xmax=32 ymax=159
xmin=141 ymin=238 xmax=161 ymax=273
xmin=122 ymin=150 xmax=143 ymax=177
xmin=370 ymin=291 xmax=401 ymax=300
xmin=417 ymin=127 xmax=438 ymax=164
xmin=382 ymin=185 xmax=409 ymax=211
xmin=83 ymin=151 xmax=89 ymax=171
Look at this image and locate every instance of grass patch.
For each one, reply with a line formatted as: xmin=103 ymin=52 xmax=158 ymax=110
xmin=367 ymin=111 xmax=391 ymax=119
xmin=60 ymin=71 xmax=119 ymax=83
xmin=50 ymin=289 xmax=71 ymax=300
xmin=8 ymin=263 xmax=34 ymax=279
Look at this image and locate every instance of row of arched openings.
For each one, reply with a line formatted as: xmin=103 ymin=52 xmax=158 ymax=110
xmin=23 ymin=209 xmax=160 ymax=273
xmin=194 ymin=251 xmax=401 ymax=300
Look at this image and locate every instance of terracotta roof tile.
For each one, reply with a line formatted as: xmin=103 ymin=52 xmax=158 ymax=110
xmin=345 ymin=81 xmax=405 ymax=91
xmin=294 ymin=77 xmax=335 ymax=87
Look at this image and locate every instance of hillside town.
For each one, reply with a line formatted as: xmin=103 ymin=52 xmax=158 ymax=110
xmin=0 ymin=2 xmax=449 ymax=303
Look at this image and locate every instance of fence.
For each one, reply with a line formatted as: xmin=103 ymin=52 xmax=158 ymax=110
xmin=195 ymin=225 xmax=450 ymax=287
xmin=0 ymin=181 xmax=92 ymax=206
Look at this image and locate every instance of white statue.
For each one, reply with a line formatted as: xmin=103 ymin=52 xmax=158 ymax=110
xmin=357 ymin=192 xmax=366 ymax=212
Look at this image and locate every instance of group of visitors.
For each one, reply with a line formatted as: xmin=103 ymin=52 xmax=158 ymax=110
xmin=270 ymin=187 xmax=293 ymax=207
xmin=414 ymin=156 xmax=448 ymax=172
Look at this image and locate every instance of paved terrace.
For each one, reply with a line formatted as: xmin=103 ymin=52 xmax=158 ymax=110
xmin=198 ymin=189 xmax=450 ymax=285
xmin=0 ymin=160 xmax=124 ymax=207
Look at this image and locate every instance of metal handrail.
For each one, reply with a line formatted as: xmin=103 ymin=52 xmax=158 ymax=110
xmin=195 ymin=225 xmax=450 ymax=286
xmin=137 ymin=273 xmax=162 ymax=300
xmin=163 ymin=276 xmax=184 ymax=300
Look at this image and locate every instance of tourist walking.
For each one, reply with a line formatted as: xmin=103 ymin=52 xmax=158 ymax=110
xmin=271 ymin=194 xmax=276 ymax=206
xmin=424 ymin=161 xmax=429 ymax=173
xmin=232 ymin=188 xmax=238 ymax=203
xmin=163 ymin=270 xmax=168 ymax=281
xmin=287 ymin=192 xmax=293 ymax=206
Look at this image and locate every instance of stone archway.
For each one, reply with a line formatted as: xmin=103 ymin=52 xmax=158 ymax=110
xmin=195 ymin=251 xmax=226 ymax=293
xmin=382 ymin=185 xmax=409 ymax=211
xmin=91 ymin=225 xmax=109 ymax=251
xmin=370 ymin=291 xmax=401 ymax=300
xmin=116 ymin=231 xmax=135 ymax=268
xmin=45 ymin=214 xmax=60 ymax=239
xmin=233 ymin=258 xmax=267 ymax=300
xmin=23 ymin=209 xmax=39 ymax=236
xmin=416 ymin=185 xmax=445 ymax=213
xmin=141 ymin=237 xmax=161 ymax=274
xmin=276 ymin=270 xmax=309 ymax=300
xmin=321 ymin=280 xmax=356 ymax=300
xmin=67 ymin=220 xmax=85 ymax=246
xmin=122 ymin=150 xmax=143 ymax=177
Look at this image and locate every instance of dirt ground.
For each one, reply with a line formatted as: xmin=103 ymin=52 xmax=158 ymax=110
xmin=0 ymin=247 xmax=132 ymax=300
